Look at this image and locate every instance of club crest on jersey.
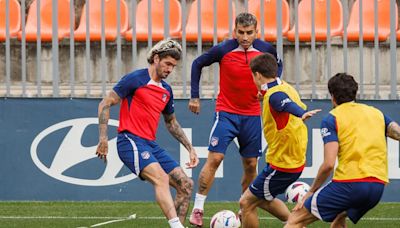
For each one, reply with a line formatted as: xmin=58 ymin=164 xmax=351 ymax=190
xmin=141 ymin=151 xmax=151 ymax=160
xmin=210 ymin=137 xmax=219 ymax=147
xmin=162 ymin=94 xmax=167 ymax=102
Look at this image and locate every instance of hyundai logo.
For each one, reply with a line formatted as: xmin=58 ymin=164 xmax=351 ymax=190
xmin=30 ymin=118 xmax=136 ymax=186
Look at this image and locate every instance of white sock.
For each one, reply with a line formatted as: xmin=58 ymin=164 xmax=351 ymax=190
xmin=193 ymin=193 xmax=207 ymax=211
xmin=168 ymin=217 xmax=184 ymax=228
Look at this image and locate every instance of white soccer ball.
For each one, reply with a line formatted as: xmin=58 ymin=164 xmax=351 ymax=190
xmin=210 ymin=210 xmax=241 ymax=228
xmin=285 ymin=181 xmax=311 ymax=203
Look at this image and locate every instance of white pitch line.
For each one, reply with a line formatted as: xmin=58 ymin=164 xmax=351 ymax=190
xmin=86 ymin=214 xmax=136 ymax=227
xmin=0 ymin=215 xmax=399 ymax=221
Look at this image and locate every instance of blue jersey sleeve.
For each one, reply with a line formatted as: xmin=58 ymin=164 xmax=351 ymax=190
xmin=384 ymin=114 xmax=393 ymax=136
xmin=320 ymin=114 xmax=338 ymax=144
xmin=269 ymin=91 xmax=306 ymax=117
xmin=162 ymin=85 xmax=175 ymax=115
xmin=190 ymin=44 xmax=224 ymax=98
xmin=113 ymin=72 xmax=142 ymax=99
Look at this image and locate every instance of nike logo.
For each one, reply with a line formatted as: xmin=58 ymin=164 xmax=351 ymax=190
xmin=250 ymin=184 xmax=258 ymax=191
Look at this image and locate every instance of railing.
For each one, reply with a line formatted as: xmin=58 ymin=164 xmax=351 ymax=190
xmin=0 ymin=0 xmax=399 ymax=99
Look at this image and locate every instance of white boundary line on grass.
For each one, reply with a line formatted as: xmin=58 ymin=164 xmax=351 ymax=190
xmin=1 ymin=216 xmax=400 ymax=221
xmin=76 ymin=214 xmax=136 ymax=228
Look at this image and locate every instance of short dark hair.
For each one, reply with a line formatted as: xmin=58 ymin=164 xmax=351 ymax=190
xmin=235 ymin=12 xmax=257 ymax=28
xmin=249 ymin=53 xmax=278 ymax=78
xmin=328 ymin=73 xmax=358 ymax=105
xmin=147 ymin=39 xmax=182 ymax=64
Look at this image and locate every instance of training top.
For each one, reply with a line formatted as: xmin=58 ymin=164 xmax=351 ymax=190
xmin=262 ymin=79 xmax=308 ymax=171
xmin=113 ymin=68 xmax=174 ymax=141
xmin=321 ymin=102 xmax=392 ymax=183
xmin=191 ymin=39 xmax=283 ymax=116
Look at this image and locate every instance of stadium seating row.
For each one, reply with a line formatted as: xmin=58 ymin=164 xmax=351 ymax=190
xmin=0 ymin=0 xmax=399 ymax=42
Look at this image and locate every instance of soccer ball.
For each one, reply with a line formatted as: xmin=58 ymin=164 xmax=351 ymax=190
xmin=210 ymin=210 xmax=241 ymax=228
xmin=285 ymin=181 xmax=311 ymax=203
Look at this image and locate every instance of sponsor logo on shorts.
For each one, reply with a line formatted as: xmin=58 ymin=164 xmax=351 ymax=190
xmin=210 ymin=136 xmax=219 ymax=147
xmin=250 ymin=184 xmax=258 ymax=191
xmin=141 ymin=151 xmax=151 ymax=160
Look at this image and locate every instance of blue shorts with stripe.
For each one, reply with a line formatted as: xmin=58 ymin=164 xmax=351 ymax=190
xmin=208 ymin=111 xmax=262 ymax=158
xmin=116 ymin=132 xmax=179 ymax=180
xmin=304 ymin=181 xmax=384 ymax=224
xmin=249 ymin=163 xmax=302 ymax=201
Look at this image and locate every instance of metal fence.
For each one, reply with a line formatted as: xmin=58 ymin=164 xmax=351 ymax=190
xmin=0 ymin=0 xmax=399 ymax=99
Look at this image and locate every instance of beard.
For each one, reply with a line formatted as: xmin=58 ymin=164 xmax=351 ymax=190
xmin=156 ymin=66 xmax=169 ymax=79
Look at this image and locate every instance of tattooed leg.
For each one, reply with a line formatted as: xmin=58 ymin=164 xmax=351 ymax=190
xmin=169 ymin=167 xmax=194 ymax=224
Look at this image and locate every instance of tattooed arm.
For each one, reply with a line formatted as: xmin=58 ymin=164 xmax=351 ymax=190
xmin=96 ymin=90 xmax=121 ymax=162
xmin=163 ymin=113 xmax=199 ymax=168
xmin=387 ymin=121 xmax=400 ymax=141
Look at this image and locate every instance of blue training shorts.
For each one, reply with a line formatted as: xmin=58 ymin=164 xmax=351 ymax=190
xmin=304 ymin=181 xmax=384 ymax=224
xmin=117 ymin=132 xmax=179 ymax=180
xmin=208 ymin=111 xmax=262 ymax=158
xmin=249 ymin=164 xmax=302 ymax=201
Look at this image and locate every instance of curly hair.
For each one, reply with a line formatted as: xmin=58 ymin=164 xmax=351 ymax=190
xmin=328 ymin=73 xmax=358 ymax=105
xmin=147 ymin=39 xmax=182 ymax=64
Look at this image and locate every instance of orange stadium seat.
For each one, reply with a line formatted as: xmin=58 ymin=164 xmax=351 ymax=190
xmin=248 ymin=0 xmax=290 ymax=41
xmin=74 ymin=0 xmax=129 ymax=42
xmin=125 ymin=0 xmax=181 ymax=41
xmin=184 ymin=0 xmax=235 ymax=42
xmin=18 ymin=0 xmax=73 ymax=42
xmin=0 ymin=0 xmax=21 ymax=41
xmin=287 ymin=0 xmax=343 ymax=42
xmin=346 ymin=0 xmax=398 ymax=42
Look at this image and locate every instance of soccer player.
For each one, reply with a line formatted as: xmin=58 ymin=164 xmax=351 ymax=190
xmin=285 ymin=73 xmax=400 ymax=228
xmin=188 ymin=12 xmax=283 ymax=227
xmin=238 ymin=53 xmax=320 ymax=228
xmin=96 ymin=39 xmax=199 ymax=228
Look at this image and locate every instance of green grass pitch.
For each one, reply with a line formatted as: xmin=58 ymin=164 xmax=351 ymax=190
xmin=0 ymin=201 xmax=399 ymax=227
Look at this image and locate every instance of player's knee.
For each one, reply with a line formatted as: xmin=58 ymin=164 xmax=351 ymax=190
xmin=239 ymin=195 xmax=251 ymax=210
xmin=285 ymin=213 xmax=301 ymax=227
xmin=157 ymin=172 xmax=170 ymax=187
xmin=206 ymin=158 xmax=224 ymax=170
xmin=177 ymin=176 xmax=194 ymax=196
xmin=242 ymin=159 xmax=257 ymax=174
xmin=184 ymin=177 xmax=194 ymax=195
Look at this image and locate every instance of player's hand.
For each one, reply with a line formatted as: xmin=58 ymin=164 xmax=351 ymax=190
xmin=96 ymin=139 xmax=108 ymax=163
xmin=188 ymin=98 xmax=201 ymax=115
xmin=292 ymin=191 xmax=313 ymax=211
xmin=185 ymin=147 xmax=199 ymax=169
xmin=257 ymin=91 xmax=265 ymax=101
xmin=301 ymin=109 xmax=322 ymax=121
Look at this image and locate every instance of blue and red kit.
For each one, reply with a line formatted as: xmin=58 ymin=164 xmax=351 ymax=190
xmin=191 ymin=39 xmax=283 ymax=115
xmin=113 ymin=68 xmax=174 ymax=141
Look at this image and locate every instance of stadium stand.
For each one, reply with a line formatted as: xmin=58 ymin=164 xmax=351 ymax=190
xmin=125 ymin=0 xmax=181 ymax=41
xmin=184 ymin=0 xmax=235 ymax=42
xmin=346 ymin=0 xmax=398 ymax=41
xmin=248 ymin=0 xmax=290 ymax=41
xmin=74 ymin=0 xmax=129 ymax=41
xmin=287 ymin=0 xmax=343 ymax=42
xmin=0 ymin=0 xmax=21 ymax=41
xmin=18 ymin=0 xmax=73 ymax=42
